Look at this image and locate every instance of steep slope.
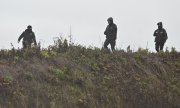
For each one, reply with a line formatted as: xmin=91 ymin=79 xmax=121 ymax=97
xmin=0 ymin=46 xmax=179 ymax=108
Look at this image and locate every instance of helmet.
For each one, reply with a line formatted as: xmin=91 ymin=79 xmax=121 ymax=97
xmin=27 ymin=25 xmax=32 ymax=29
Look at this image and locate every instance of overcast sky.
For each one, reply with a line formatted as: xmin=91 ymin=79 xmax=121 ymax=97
xmin=0 ymin=0 xmax=180 ymax=52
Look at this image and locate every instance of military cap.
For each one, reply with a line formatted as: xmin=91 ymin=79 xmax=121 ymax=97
xmin=157 ymin=22 xmax=162 ymax=26
xmin=27 ymin=25 xmax=32 ymax=29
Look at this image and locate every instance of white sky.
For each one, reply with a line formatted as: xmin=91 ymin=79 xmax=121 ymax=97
xmin=0 ymin=0 xmax=180 ymax=52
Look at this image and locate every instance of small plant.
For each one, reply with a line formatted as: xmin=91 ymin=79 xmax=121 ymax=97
xmin=49 ymin=66 xmax=68 ymax=80
xmin=3 ymin=75 xmax=13 ymax=85
xmin=126 ymin=45 xmax=132 ymax=53
xmin=165 ymin=47 xmax=169 ymax=53
xmin=171 ymin=47 xmax=177 ymax=54
xmin=137 ymin=47 xmax=149 ymax=54
xmin=41 ymin=50 xmax=50 ymax=58
xmin=23 ymin=72 xmax=33 ymax=81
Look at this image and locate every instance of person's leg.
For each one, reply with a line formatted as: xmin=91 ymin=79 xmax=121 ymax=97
xmin=110 ymin=40 xmax=116 ymax=51
xmin=27 ymin=42 xmax=31 ymax=48
xmin=23 ymin=41 xmax=27 ymax=49
xmin=104 ymin=39 xmax=110 ymax=49
xmin=155 ymin=42 xmax=160 ymax=52
xmin=160 ymin=42 xmax=165 ymax=51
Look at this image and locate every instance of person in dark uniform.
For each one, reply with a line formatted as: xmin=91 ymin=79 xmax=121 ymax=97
xmin=18 ymin=25 xmax=37 ymax=49
xmin=104 ymin=17 xmax=117 ymax=51
xmin=153 ymin=22 xmax=168 ymax=52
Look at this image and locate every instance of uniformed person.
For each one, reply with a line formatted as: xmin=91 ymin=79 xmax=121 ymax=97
xmin=18 ymin=25 xmax=37 ymax=49
xmin=153 ymin=22 xmax=168 ymax=52
xmin=104 ymin=17 xmax=117 ymax=51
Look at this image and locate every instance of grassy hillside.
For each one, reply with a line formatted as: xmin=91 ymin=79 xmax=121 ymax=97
xmin=0 ymin=40 xmax=179 ymax=108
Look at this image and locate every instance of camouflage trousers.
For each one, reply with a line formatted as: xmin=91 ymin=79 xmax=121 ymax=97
xmin=23 ymin=41 xmax=32 ymax=49
xmin=155 ymin=41 xmax=165 ymax=52
xmin=104 ymin=38 xmax=116 ymax=51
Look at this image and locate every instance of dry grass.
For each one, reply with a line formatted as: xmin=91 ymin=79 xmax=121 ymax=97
xmin=0 ymin=40 xmax=179 ymax=108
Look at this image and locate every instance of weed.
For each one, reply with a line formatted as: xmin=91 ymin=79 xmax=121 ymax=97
xmin=3 ymin=75 xmax=13 ymax=85
xmin=23 ymin=72 xmax=33 ymax=81
xmin=49 ymin=66 xmax=68 ymax=80
xmin=171 ymin=47 xmax=177 ymax=54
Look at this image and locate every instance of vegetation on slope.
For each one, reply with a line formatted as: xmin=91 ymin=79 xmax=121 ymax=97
xmin=0 ymin=39 xmax=179 ymax=108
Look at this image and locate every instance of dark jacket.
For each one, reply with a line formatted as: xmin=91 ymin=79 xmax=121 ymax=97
xmin=153 ymin=28 xmax=168 ymax=43
xmin=104 ymin=23 xmax=117 ymax=40
xmin=18 ymin=29 xmax=37 ymax=45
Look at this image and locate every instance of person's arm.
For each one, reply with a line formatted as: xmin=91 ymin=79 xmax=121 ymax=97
xmin=110 ymin=24 xmax=117 ymax=40
xmin=163 ymin=29 xmax=168 ymax=41
xmin=153 ymin=30 xmax=158 ymax=42
xmin=153 ymin=30 xmax=157 ymax=37
xmin=18 ymin=32 xmax=24 ymax=43
xmin=114 ymin=25 xmax=117 ymax=40
xmin=32 ymin=32 xmax=37 ymax=45
xmin=104 ymin=25 xmax=109 ymax=35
